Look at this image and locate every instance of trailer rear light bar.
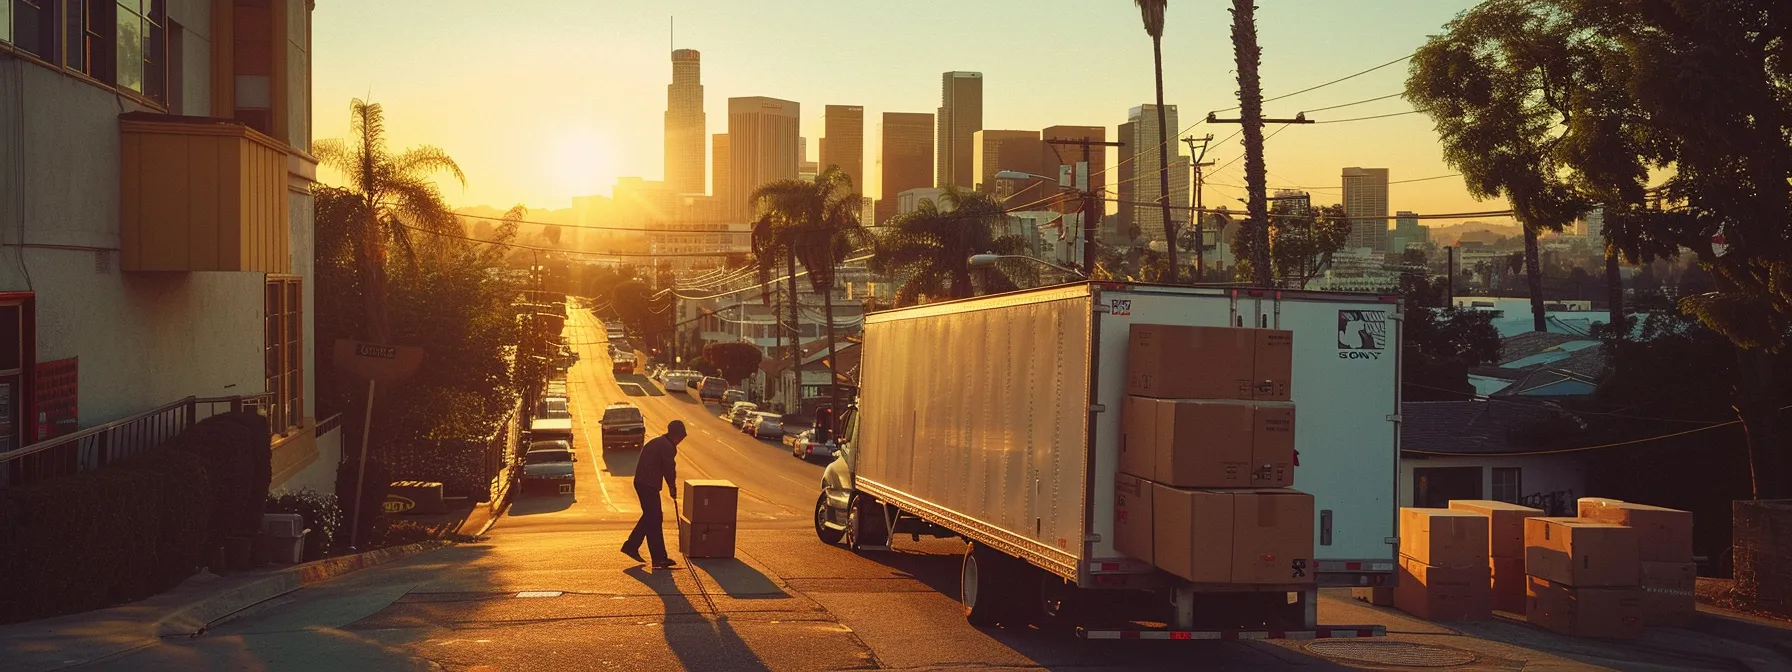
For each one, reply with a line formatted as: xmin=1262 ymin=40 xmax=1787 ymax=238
xmin=1078 ymin=625 xmax=1386 ymax=641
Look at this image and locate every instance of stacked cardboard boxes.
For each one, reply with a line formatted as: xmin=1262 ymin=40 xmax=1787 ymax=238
xmin=679 ymin=480 xmax=739 ymax=559
xmin=1396 ymin=508 xmax=1492 ymax=621
xmin=1578 ymin=498 xmax=1696 ymax=626
xmin=1524 ymin=517 xmax=1643 ymax=638
xmin=1117 ymin=324 xmax=1315 ymax=586
xmin=1450 ymin=500 xmax=1545 ymax=613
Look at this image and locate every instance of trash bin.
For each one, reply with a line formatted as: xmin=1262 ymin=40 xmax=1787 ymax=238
xmin=263 ymin=513 xmax=309 ymax=564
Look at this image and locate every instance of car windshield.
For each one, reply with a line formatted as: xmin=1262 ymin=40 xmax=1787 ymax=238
xmin=525 ymin=450 xmax=572 ymax=464
xmin=538 ymin=398 xmax=569 ymax=418
xmin=602 ymin=407 xmax=643 ymax=424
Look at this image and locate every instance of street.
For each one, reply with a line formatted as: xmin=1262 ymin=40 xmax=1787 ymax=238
xmin=70 ymin=308 xmax=1747 ymax=672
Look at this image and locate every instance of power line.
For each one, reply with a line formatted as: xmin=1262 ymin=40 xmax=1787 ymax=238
xmin=1313 ymin=110 xmax=1424 ymax=124
xmin=1210 ymin=54 xmax=1415 ymax=115
xmin=1298 ymin=92 xmax=1405 ymax=114
xmin=1401 ymin=405 xmax=1787 ymax=457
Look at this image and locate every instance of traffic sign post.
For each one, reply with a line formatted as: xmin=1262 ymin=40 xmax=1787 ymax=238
xmin=332 ymin=339 xmax=426 ymax=550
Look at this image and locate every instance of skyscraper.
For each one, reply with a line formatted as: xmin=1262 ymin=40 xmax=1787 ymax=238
xmin=821 ymin=105 xmax=865 ymax=194
xmin=727 ymin=97 xmax=801 ymax=220
xmin=878 ymin=112 xmax=934 ymax=225
xmin=936 ymin=71 xmax=983 ymax=189
xmin=1391 ymin=211 xmax=1427 ymax=253
xmin=972 ymin=129 xmax=1041 ymax=195
xmin=1122 ymin=105 xmax=1189 ymax=245
xmin=712 ymin=134 xmax=730 ymax=206
xmin=1342 ymin=167 xmax=1391 ymax=252
xmin=664 ymin=49 xmax=706 ymax=195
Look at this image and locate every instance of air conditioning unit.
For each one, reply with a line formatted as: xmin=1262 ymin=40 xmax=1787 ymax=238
xmin=263 ymin=513 xmax=305 ymax=538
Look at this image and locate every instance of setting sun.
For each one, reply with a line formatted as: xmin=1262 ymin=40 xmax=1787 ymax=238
xmin=548 ymin=129 xmax=619 ymax=200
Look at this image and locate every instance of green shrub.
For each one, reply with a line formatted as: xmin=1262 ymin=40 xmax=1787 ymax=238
xmin=267 ymin=488 xmax=340 ymax=561
xmin=174 ymin=411 xmax=272 ymax=539
xmin=334 ymin=457 xmax=391 ymax=550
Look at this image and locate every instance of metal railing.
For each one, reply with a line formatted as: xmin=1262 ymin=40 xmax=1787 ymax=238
xmin=0 ymin=393 xmax=275 ymax=488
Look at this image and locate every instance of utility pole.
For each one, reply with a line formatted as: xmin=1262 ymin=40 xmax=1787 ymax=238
xmin=1045 ymin=137 xmax=1125 ymax=275
xmin=1181 ymin=134 xmax=1215 ymax=282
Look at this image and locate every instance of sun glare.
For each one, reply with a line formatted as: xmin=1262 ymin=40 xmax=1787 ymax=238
xmin=549 ymin=129 xmax=617 ymax=201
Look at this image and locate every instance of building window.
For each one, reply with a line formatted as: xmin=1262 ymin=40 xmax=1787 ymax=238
xmin=5 ymin=0 xmax=55 ymax=59
xmin=1492 ymin=467 xmax=1522 ymax=504
xmin=114 ymin=0 xmax=161 ymax=101
xmin=264 ymin=277 xmax=303 ymax=434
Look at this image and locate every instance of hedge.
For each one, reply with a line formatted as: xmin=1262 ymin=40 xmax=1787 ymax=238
xmin=0 ymin=448 xmax=211 ymax=623
xmin=172 ymin=411 xmax=272 ymax=539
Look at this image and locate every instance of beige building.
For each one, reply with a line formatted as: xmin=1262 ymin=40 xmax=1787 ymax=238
xmin=664 ymin=49 xmax=706 ymax=195
xmin=972 ymin=130 xmax=1042 ymax=197
xmin=727 ymin=97 xmax=801 ymax=220
xmin=821 ymin=105 xmax=865 ymax=194
xmin=935 ymin=72 xmax=983 ymax=189
xmin=877 ymin=112 xmax=934 ymax=225
xmin=1119 ymin=105 xmax=1189 ymax=245
xmin=712 ymin=133 xmax=730 ymax=204
xmin=1343 ymin=167 xmax=1391 ymax=252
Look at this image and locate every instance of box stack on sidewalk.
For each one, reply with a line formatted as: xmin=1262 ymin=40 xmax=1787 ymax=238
xmin=679 ymin=480 xmax=739 ymax=559
xmin=1578 ymin=498 xmax=1696 ymax=627
xmin=1395 ymin=508 xmax=1492 ymax=621
xmin=1450 ymin=500 xmax=1545 ymax=613
xmin=1524 ymin=516 xmax=1643 ymax=638
xmin=1114 ymin=325 xmax=1314 ymax=586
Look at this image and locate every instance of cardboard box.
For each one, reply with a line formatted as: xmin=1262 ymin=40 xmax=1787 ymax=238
xmin=1125 ymin=325 xmax=1293 ymax=401
xmin=1577 ymin=499 xmax=1694 ymax=563
xmin=1491 ymin=556 xmax=1528 ymax=613
xmin=1449 ymin=500 xmax=1545 ymax=559
xmin=1639 ymin=561 xmax=1696 ymax=627
xmin=1526 ymin=576 xmax=1644 ymax=639
xmin=1352 ymin=586 xmax=1395 ymax=606
xmin=1120 ymin=395 xmax=1158 ymax=480
xmin=1152 ymin=485 xmax=1233 ymax=583
xmin=1153 ymin=399 xmax=1254 ymax=487
xmin=680 ymin=479 xmax=740 ymax=524
xmin=1526 ymin=517 xmax=1640 ymax=587
xmin=1231 ymin=489 xmax=1315 ymax=584
xmin=1114 ymin=473 xmax=1155 ymax=561
xmin=1400 ymin=508 xmax=1491 ymax=568
xmin=677 ymin=515 xmax=736 ymax=558
xmin=1251 ymin=403 xmax=1296 ymax=487
xmin=1395 ymin=554 xmax=1491 ymax=621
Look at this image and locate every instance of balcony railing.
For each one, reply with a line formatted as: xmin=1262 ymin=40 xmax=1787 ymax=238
xmin=0 ymin=394 xmax=274 ymax=488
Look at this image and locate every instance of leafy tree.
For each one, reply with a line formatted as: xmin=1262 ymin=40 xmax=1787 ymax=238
xmin=1406 ymin=1 xmax=1592 ymax=332
xmin=1400 ymin=271 xmax=1502 ymax=400
xmin=702 ymin=342 xmax=764 ymax=385
xmin=751 ymin=166 xmax=868 ymax=414
xmin=1134 ymin=0 xmax=1179 ymax=282
xmin=868 ymin=188 xmax=1034 ymax=304
xmin=1268 ymin=200 xmax=1353 ymax=288
xmin=312 ymin=99 xmax=466 ymax=343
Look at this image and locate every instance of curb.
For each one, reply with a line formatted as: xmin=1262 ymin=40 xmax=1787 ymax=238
xmin=156 ymin=540 xmax=448 ymax=638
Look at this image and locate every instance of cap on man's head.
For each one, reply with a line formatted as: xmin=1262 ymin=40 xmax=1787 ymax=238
xmin=667 ymin=420 xmax=687 ymax=436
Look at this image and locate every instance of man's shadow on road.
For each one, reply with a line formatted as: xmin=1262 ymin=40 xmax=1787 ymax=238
xmin=623 ymin=565 xmax=772 ymax=672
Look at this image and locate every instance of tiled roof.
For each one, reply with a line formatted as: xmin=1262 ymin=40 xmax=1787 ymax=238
xmin=1400 ymin=400 xmax=1566 ymax=454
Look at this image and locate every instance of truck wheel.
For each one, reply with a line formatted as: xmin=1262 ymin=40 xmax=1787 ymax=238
xmin=845 ymin=496 xmax=889 ymax=551
xmin=814 ymin=493 xmax=845 ymax=544
xmin=961 ymin=543 xmax=1012 ymax=627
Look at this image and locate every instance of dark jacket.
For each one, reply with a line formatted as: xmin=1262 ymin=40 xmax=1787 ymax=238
xmin=636 ymin=434 xmax=678 ymax=494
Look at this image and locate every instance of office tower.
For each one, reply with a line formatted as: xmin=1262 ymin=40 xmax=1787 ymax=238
xmin=936 ymin=71 xmax=983 ymax=189
xmin=1116 ymin=121 xmax=1136 ymax=242
xmin=821 ymin=105 xmax=865 ymax=194
xmin=1121 ymin=105 xmax=1189 ymax=245
xmin=727 ymin=97 xmax=801 ymax=220
xmin=1392 ymin=211 xmax=1427 ymax=253
xmin=1580 ymin=207 xmax=1604 ymax=239
xmin=1342 ymin=167 xmax=1391 ymax=252
xmin=878 ymin=111 xmax=935 ymax=224
xmin=972 ymin=129 xmax=1042 ymax=197
xmin=1043 ymin=125 xmax=1108 ymax=238
xmin=664 ymin=49 xmax=706 ymax=195
xmin=712 ymin=134 xmax=730 ymax=206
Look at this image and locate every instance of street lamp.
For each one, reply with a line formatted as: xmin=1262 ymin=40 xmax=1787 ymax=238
xmin=968 ymin=253 xmax=1087 ymax=278
xmin=994 ymin=170 xmax=1060 ymax=183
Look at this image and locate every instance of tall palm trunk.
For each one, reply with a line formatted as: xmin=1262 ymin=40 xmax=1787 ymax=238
xmin=1153 ymin=35 xmax=1178 ymax=284
xmin=1523 ymin=224 xmax=1545 ymax=332
xmin=1604 ymin=245 xmax=1623 ymax=337
xmin=1231 ymin=0 xmax=1271 ymax=288
xmin=786 ymin=248 xmax=801 ymax=402
xmin=822 ymin=276 xmax=843 ymax=420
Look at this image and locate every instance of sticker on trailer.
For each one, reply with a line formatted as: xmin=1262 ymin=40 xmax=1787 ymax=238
xmin=1336 ymin=310 xmax=1387 ymax=358
xmin=1108 ymin=298 xmax=1132 ymax=316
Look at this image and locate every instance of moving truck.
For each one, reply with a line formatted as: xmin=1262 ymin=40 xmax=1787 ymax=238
xmin=815 ymin=283 xmax=1398 ymax=638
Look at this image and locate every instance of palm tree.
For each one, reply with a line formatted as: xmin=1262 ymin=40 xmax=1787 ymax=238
xmin=1135 ymin=0 xmax=1178 ymax=283
xmin=751 ymin=166 xmax=868 ymax=415
xmin=312 ymin=99 xmax=465 ymax=343
xmin=1230 ymin=0 xmax=1272 ymax=288
xmin=869 ymin=188 xmax=1036 ymax=305
xmin=750 ymin=201 xmax=801 ymax=386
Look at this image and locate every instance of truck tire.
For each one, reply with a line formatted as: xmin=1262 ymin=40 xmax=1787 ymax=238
xmin=961 ymin=543 xmax=1024 ymax=626
xmin=845 ymin=496 xmax=889 ymax=551
xmin=814 ymin=493 xmax=845 ymax=544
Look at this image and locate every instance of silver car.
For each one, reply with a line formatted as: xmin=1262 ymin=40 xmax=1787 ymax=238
xmin=726 ymin=401 xmax=759 ymax=426
xmin=745 ymin=411 xmax=783 ymax=439
xmin=521 ymin=441 xmax=577 ymax=493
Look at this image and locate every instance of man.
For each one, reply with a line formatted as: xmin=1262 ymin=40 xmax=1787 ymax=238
xmin=623 ymin=420 xmax=685 ymax=568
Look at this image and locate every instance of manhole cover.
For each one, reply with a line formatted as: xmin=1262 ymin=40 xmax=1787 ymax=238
xmin=1305 ymin=641 xmax=1478 ymax=668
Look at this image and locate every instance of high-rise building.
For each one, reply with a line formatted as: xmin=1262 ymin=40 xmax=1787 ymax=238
xmin=1121 ymin=105 xmax=1189 ymax=245
xmin=1116 ymin=121 xmax=1137 ymax=242
xmin=712 ymin=134 xmax=731 ymax=206
xmin=1042 ymin=125 xmax=1108 ymax=239
xmin=664 ymin=49 xmax=706 ymax=195
xmin=727 ymin=97 xmax=801 ymax=220
xmin=1342 ymin=167 xmax=1391 ymax=252
xmin=936 ymin=71 xmax=983 ymax=189
xmin=972 ymin=129 xmax=1042 ymax=196
xmin=821 ymin=105 xmax=865 ymax=194
xmin=878 ymin=112 xmax=935 ymax=225
xmin=1577 ymin=207 xmax=1604 ymax=239
xmin=1391 ymin=211 xmax=1427 ymax=253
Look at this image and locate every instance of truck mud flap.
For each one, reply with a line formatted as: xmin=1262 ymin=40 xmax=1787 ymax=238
xmin=1077 ymin=625 xmax=1386 ymax=640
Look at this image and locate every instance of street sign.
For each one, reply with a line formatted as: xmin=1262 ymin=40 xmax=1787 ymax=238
xmin=332 ymin=339 xmax=424 ymax=383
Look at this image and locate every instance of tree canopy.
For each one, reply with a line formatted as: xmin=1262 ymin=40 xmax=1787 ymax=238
xmin=868 ymin=188 xmax=1035 ymax=305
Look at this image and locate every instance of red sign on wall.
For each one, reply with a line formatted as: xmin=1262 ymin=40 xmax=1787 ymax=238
xmin=34 ymin=358 xmax=77 ymax=440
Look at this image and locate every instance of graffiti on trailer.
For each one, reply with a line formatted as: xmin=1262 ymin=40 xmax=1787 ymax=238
xmin=1520 ymin=490 xmax=1578 ymax=516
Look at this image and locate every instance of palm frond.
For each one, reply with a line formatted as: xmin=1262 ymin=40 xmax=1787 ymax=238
xmin=394 ymin=146 xmax=468 ymax=189
xmin=1135 ymin=0 xmax=1166 ymax=37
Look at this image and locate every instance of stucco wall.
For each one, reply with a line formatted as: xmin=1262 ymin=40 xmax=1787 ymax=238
xmin=289 ymin=190 xmax=316 ymax=416
xmin=168 ymin=0 xmax=213 ymax=116
xmin=1398 ymin=454 xmax=1589 ymax=511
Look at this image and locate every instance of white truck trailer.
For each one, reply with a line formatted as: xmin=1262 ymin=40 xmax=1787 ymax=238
xmin=815 ymin=282 xmax=1399 ymax=638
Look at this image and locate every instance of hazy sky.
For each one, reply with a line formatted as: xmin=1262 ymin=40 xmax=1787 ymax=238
xmin=312 ymin=0 xmax=1503 ymax=221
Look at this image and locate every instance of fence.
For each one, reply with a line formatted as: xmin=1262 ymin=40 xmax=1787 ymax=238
xmin=0 ymin=394 xmax=273 ymax=488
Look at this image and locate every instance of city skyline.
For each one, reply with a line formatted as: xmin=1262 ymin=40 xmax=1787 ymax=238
xmin=312 ymin=0 xmax=1498 ymax=224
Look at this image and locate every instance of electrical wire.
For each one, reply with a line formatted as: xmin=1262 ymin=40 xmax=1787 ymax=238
xmin=1210 ymin=54 xmax=1415 ymax=115
xmin=1298 ymin=92 xmax=1406 ymax=114
xmin=1401 ymin=405 xmax=1787 ymax=457
xmin=1313 ymin=110 xmax=1424 ymax=124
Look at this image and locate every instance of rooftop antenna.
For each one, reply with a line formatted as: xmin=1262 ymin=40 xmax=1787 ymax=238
xmin=670 ymin=16 xmax=674 ymax=51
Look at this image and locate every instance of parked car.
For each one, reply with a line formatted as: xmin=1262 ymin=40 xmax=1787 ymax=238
xmin=521 ymin=440 xmax=576 ymax=493
xmin=697 ymin=377 xmax=728 ymax=403
xmin=725 ymin=401 xmax=759 ymax=426
xmin=613 ymin=353 xmax=636 ymax=375
xmin=792 ymin=428 xmax=838 ymax=461
xmin=600 ymin=402 xmax=646 ymax=450
xmin=745 ymin=411 xmax=784 ymax=439
xmin=721 ymin=388 xmax=747 ymax=406
xmin=664 ymin=372 xmax=689 ymax=392
xmin=535 ymin=395 xmax=570 ymax=420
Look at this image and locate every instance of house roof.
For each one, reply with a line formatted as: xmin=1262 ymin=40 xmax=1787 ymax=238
xmin=1469 ymin=331 xmax=1607 ymax=394
xmin=1400 ymin=400 xmax=1568 ymax=455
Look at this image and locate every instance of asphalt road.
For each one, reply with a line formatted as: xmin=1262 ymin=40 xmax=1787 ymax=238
xmin=75 ymin=306 xmax=1746 ymax=671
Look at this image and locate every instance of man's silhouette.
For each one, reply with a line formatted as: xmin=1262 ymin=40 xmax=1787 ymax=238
xmin=623 ymin=420 xmax=685 ymax=568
